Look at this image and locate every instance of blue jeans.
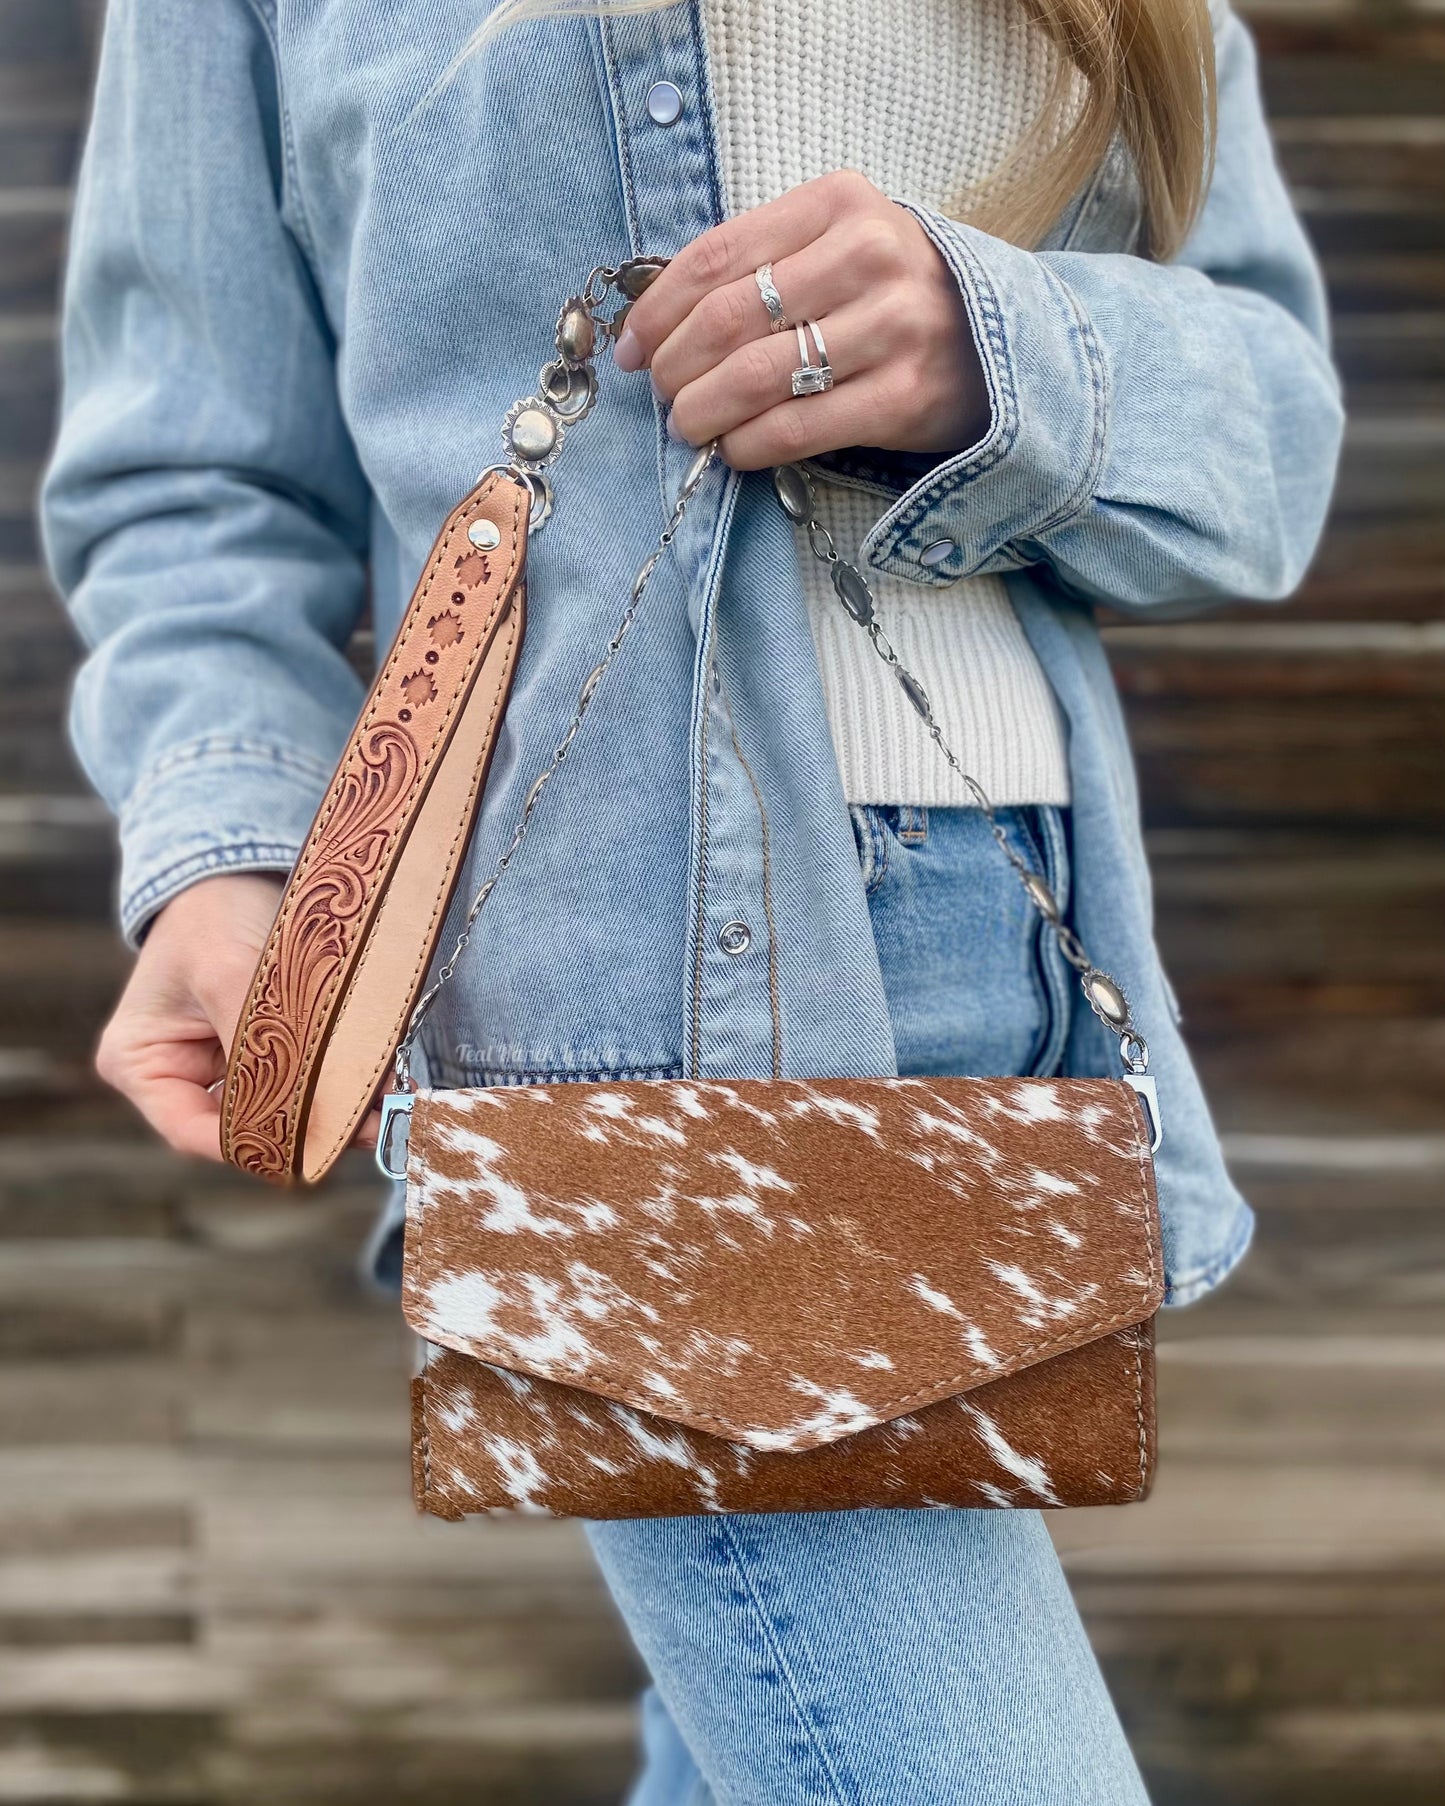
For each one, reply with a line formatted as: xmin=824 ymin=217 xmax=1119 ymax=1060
xmin=587 ymin=805 xmax=1149 ymax=1806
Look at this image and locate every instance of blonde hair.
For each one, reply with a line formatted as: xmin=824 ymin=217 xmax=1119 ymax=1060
xmin=451 ymin=0 xmax=1216 ymax=262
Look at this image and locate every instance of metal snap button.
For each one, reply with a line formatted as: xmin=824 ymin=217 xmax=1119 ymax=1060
xmin=717 ymin=920 xmax=751 ymax=956
xmin=646 ymin=80 xmax=684 ymax=126
xmin=919 ymin=537 xmax=957 ymax=568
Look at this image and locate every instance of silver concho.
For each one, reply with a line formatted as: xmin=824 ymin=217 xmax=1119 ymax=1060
xmin=555 ymin=298 xmax=596 ymax=364
xmin=540 ymin=357 xmax=598 ymax=424
xmin=897 ymin=669 xmax=931 ymax=720
xmin=503 ymin=397 xmax=564 ymax=468
xmin=1084 ymin=970 xmax=1130 ymax=1027
xmin=832 ymin=561 xmax=874 ymax=626
xmin=1022 ymin=873 xmax=1060 ymax=921
xmin=616 ymin=258 xmax=666 ymax=299
xmin=772 ymin=463 xmax=812 ymax=523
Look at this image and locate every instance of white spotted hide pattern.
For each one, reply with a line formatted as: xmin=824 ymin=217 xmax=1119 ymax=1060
xmin=400 ymin=1076 xmax=1163 ymax=1519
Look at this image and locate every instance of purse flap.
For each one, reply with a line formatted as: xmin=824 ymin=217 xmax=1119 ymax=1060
xmin=400 ymin=1076 xmax=1162 ymax=1453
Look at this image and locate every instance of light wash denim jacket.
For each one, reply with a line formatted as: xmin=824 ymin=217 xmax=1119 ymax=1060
xmin=42 ymin=0 xmax=1342 ymax=1305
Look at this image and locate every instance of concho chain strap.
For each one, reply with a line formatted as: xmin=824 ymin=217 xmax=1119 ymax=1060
xmin=381 ymin=257 xmax=1160 ymax=1168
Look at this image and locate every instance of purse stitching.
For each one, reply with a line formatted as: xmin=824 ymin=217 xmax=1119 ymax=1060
xmin=306 ymin=597 xmax=523 ymax=1172
xmin=409 ymin=1093 xmax=1160 ymax=1446
xmin=423 ymin=1375 xmax=435 ymax=1505
xmin=223 ymin=480 xmax=526 ymax=1171
xmin=1129 ymin=1096 xmax=1162 ymax=1500
xmin=1129 ymin=1327 xmax=1148 ymax=1500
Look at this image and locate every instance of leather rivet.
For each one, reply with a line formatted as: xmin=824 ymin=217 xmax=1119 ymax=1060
xmin=467 ymin=517 xmax=502 ymax=551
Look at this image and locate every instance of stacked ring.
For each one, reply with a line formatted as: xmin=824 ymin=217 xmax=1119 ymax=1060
xmin=791 ymin=319 xmax=833 ymax=397
xmin=754 ymin=262 xmax=787 ymax=333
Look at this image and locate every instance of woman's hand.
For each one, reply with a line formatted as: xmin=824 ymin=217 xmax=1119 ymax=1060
xmin=613 ymin=168 xmax=989 ymax=471
xmin=95 ymin=871 xmax=383 ymax=1168
xmin=97 ymin=872 xmax=384 ymax=1166
xmin=94 ymin=873 xmax=285 ymax=1161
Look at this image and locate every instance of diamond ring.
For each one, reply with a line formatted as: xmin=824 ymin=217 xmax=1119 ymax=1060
xmin=790 ymin=319 xmax=833 ymax=397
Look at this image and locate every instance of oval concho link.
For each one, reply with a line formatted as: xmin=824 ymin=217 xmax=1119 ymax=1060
xmin=766 ymin=460 xmax=1153 ymax=1092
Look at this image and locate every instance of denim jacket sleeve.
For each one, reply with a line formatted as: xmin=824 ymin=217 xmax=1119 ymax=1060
xmin=40 ymin=0 xmax=370 ymax=945
xmin=856 ymin=3 xmax=1345 ymax=614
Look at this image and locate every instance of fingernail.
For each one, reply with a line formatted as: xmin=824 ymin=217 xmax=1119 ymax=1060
xmin=666 ymin=411 xmax=689 ymax=443
xmin=614 ymin=324 xmax=642 ymax=372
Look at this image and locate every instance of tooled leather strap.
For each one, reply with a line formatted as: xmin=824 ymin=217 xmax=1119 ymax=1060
xmin=221 ymin=472 xmax=529 ymax=1185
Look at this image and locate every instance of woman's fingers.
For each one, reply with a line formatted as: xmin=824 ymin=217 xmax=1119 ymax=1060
xmin=667 ymin=297 xmax=898 ymax=456
xmin=133 ymin=1073 xmax=227 ymax=1162
xmin=713 ymin=371 xmax=909 ymax=472
xmin=97 ymin=1011 xmax=229 ymax=1162
xmin=93 ymin=873 xmax=284 ymax=1165
xmin=620 ymin=168 xmax=988 ymax=465
xmin=650 ymin=230 xmax=873 ymax=401
xmin=616 ymin=170 xmax=871 ymax=371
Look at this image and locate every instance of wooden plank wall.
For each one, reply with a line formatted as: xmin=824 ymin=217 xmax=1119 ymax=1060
xmin=1 ymin=1 xmax=1441 ymax=1801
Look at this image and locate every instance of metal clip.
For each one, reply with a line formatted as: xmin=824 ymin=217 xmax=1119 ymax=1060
xmin=376 ymin=1093 xmax=414 ymax=1180
xmin=1122 ymin=1073 xmax=1163 ymax=1154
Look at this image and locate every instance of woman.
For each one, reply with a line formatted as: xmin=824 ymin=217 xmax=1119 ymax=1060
xmin=43 ymin=0 xmax=1341 ymax=1798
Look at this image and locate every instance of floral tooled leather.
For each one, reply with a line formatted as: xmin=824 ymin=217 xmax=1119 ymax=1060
xmin=221 ymin=475 xmax=528 ymax=1182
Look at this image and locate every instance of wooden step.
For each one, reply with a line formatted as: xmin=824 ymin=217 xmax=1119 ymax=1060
xmin=0 ymin=101 xmax=82 ymax=191
xmin=0 ymin=1 xmax=97 ymax=69
xmin=1193 ymin=1016 xmax=1445 ymax=1134
xmin=1260 ymin=56 xmax=1445 ymax=127
xmin=0 ymin=187 xmax=67 ymax=311
xmin=1148 ymin=827 xmax=1445 ymax=1015
xmin=1325 ymin=266 xmax=1445 ymax=323
xmin=0 ymin=312 xmax=57 ymax=460
xmin=1105 ymin=620 xmax=1445 ymax=696
xmin=1234 ymin=515 xmax=1444 ymax=622
xmin=1275 ymin=115 xmax=1445 ymax=203
xmin=0 ymin=793 xmax=115 ymax=920
xmin=1121 ymin=687 xmax=1443 ymax=826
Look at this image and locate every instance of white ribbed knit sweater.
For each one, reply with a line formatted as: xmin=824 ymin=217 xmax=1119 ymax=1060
xmin=701 ymin=0 xmax=1071 ymax=807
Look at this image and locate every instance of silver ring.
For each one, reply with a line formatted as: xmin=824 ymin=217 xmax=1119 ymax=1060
xmin=791 ymin=319 xmax=833 ymax=397
xmin=755 ymin=263 xmax=787 ymax=334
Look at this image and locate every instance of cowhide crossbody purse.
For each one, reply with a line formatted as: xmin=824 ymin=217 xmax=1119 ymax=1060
xmin=221 ymin=258 xmax=1165 ymax=1521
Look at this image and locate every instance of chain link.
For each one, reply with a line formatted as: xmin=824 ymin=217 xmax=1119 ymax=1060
xmin=391 ymin=260 xmax=1149 ymax=1098
xmin=772 ymin=459 xmax=1149 ymax=1076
